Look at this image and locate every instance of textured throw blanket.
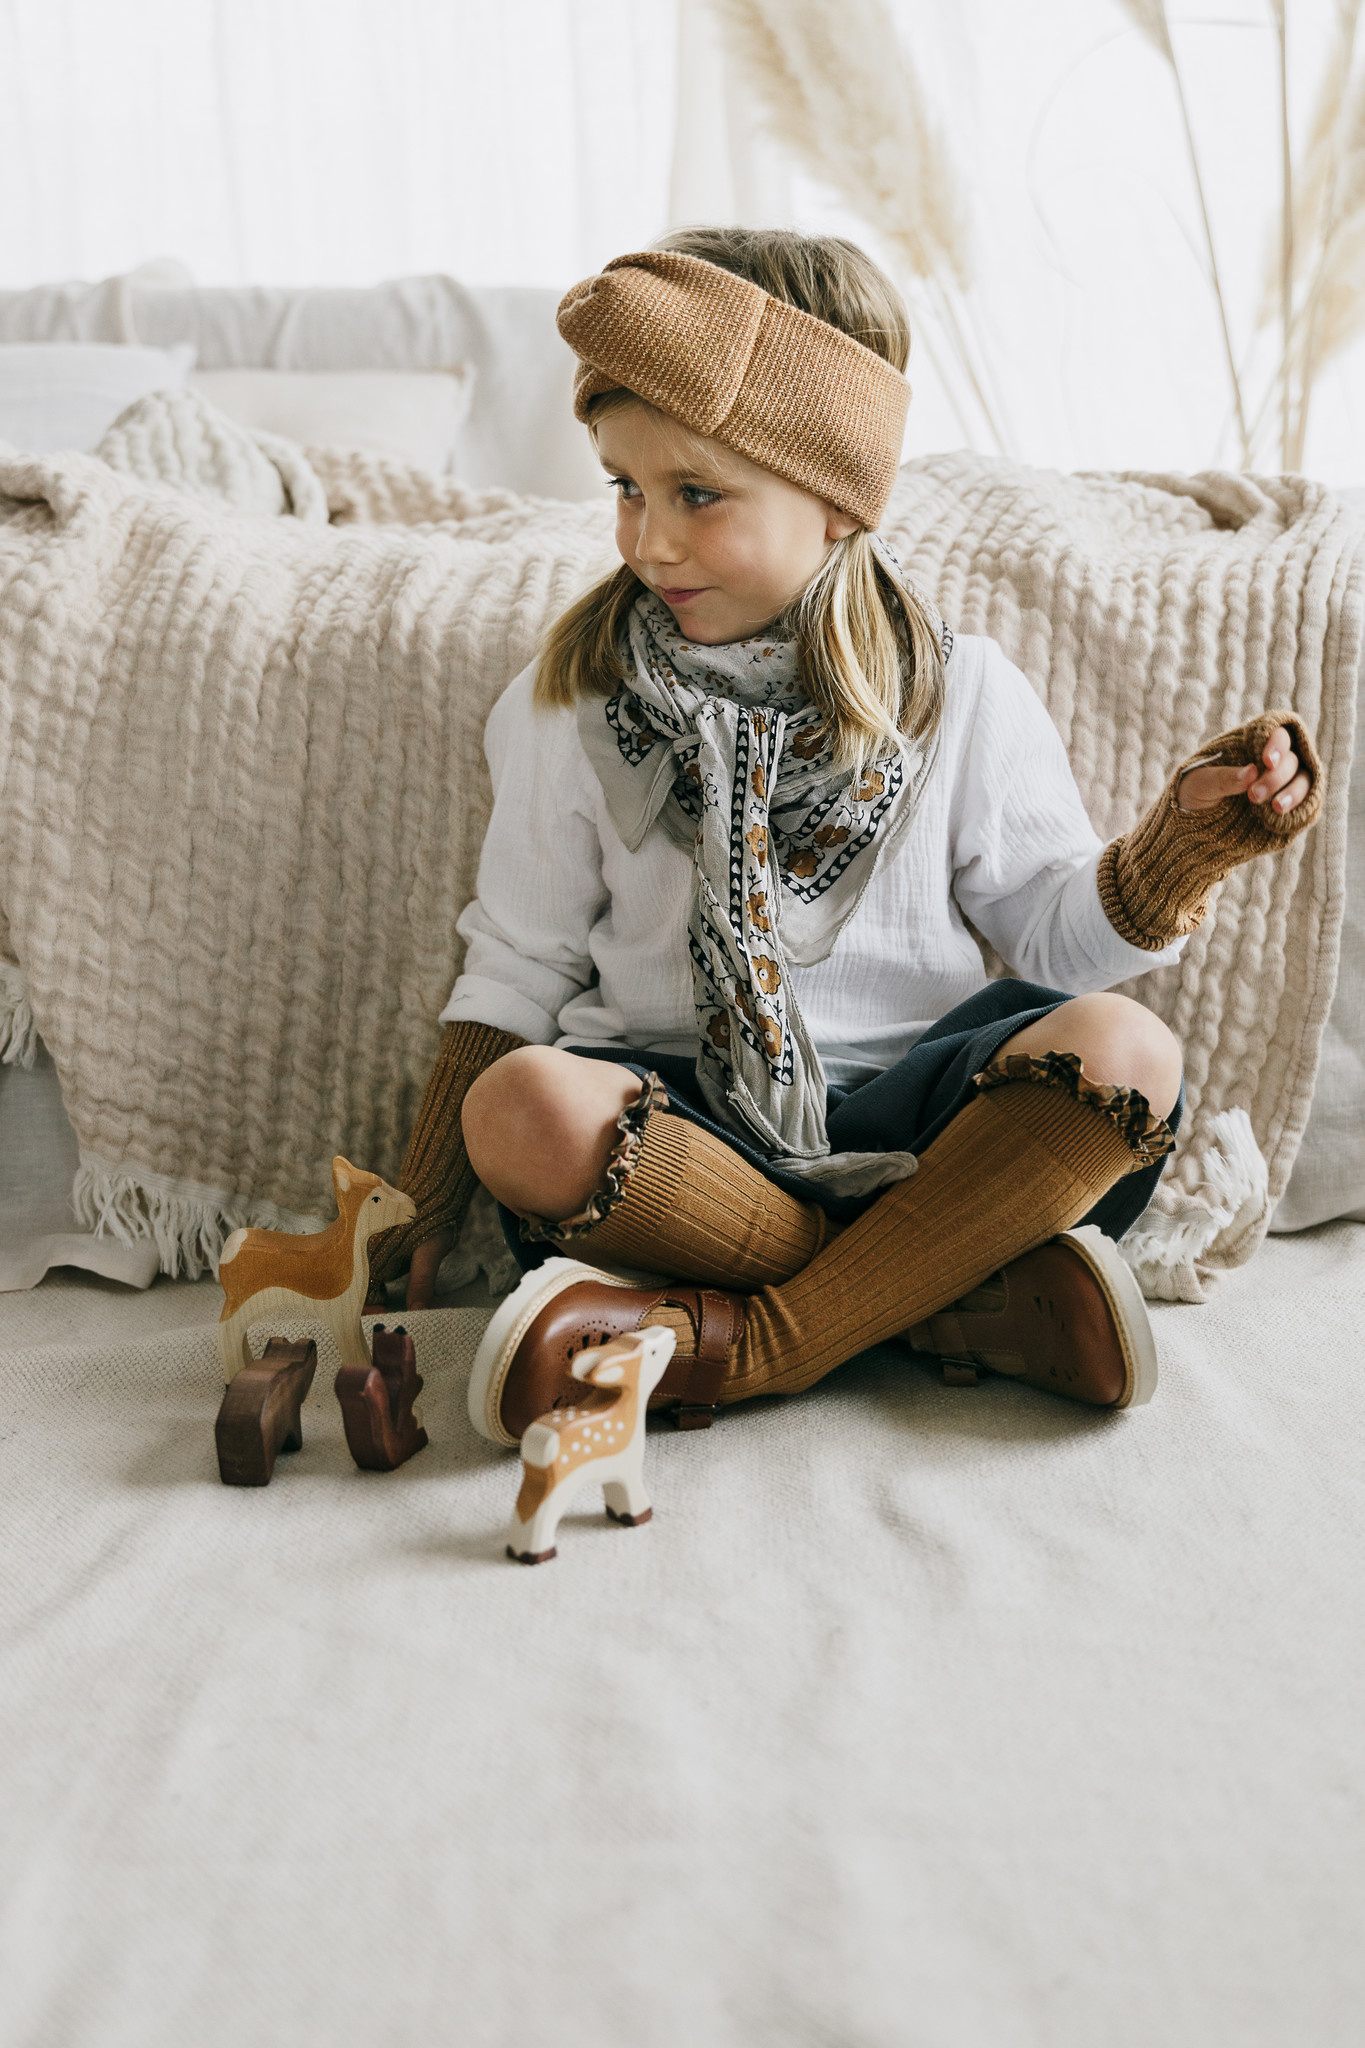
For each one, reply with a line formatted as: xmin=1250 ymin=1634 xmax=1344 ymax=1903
xmin=0 ymin=395 xmax=1359 ymax=1300
xmin=0 ymin=395 xmax=619 ymax=1276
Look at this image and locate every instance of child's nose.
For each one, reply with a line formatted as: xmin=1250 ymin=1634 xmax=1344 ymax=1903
xmin=634 ymin=509 xmax=686 ymax=566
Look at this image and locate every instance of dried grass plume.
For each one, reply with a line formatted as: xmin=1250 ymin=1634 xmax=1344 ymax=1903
xmin=702 ymin=0 xmax=1008 ymax=450
xmin=1269 ymin=0 xmax=1365 ymax=464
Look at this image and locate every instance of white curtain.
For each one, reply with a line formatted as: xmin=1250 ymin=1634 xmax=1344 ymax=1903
xmin=1 ymin=0 xmax=1360 ymax=481
xmin=0 ymin=0 xmax=677 ymax=290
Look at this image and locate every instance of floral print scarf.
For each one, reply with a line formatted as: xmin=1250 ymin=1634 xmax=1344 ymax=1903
xmin=576 ymin=554 xmax=953 ymax=1190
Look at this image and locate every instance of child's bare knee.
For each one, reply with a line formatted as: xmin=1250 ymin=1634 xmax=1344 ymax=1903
xmin=1002 ymin=993 xmax=1182 ymax=1118
xmin=1067 ymin=993 xmax=1182 ymax=1116
xmin=462 ymin=1046 xmax=566 ymax=1178
xmin=462 ymin=1046 xmax=643 ymax=1217
xmin=464 ymin=1044 xmax=552 ymax=1130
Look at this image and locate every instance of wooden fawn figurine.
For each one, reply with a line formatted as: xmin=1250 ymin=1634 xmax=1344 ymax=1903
xmin=506 ymin=1328 xmax=676 ymax=1565
xmin=216 ymin=1157 xmax=416 ymax=1383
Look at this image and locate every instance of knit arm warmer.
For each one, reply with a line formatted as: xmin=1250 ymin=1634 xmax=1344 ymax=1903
xmin=1097 ymin=710 xmax=1323 ymax=952
xmin=367 ymin=1019 xmax=525 ymax=1289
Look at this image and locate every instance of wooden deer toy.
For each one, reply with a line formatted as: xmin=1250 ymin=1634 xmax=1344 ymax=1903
xmin=215 ymin=1337 xmax=318 ymax=1487
xmin=216 ymin=1157 xmax=415 ymax=1383
xmin=506 ymin=1328 xmax=676 ymax=1565
xmin=335 ymin=1323 xmax=429 ymax=1472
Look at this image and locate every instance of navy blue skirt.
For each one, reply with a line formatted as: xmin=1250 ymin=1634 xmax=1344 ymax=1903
xmin=502 ymin=981 xmax=1182 ymax=1275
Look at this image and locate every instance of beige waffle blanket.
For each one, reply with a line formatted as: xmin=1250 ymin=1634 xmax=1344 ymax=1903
xmin=0 ymin=397 xmax=1359 ymax=1298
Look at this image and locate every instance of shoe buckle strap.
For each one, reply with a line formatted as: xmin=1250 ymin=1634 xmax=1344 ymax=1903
xmin=662 ymin=1287 xmax=743 ymax=1425
xmin=907 ymin=1308 xmax=983 ymax=1387
xmin=672 ymin=1403 xmax=718 ymax=1431
xmin=695 ymin=1288 xmax=742 ymax=1368
xmin=923 ymin=1309 xmax=968 ymax=1355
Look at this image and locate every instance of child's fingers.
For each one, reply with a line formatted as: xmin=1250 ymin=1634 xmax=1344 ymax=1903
xmin=1178 ymin=750 xmax=1309 ymax=813
xmin=1177 ymin=726 xmax=1311 ymax=814
xmin=1261 ymin=725 xmax=1293 ymax=770
xmin=1250 ymin=743 xmax=1299 ymax=803
xmin=1177 ymin=761 xmax=1258 ymax=810
xmin=1269 ymin=769 xmax=1311 ymax=815
xmin=405 ymin=1228 xmax=455 ymax=1311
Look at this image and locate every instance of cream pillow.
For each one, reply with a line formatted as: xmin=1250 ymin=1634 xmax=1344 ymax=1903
xmin=192 ymin=366 xmax=475 ymax=475
xmin=0 ymin=341 xmax=196 ymax=453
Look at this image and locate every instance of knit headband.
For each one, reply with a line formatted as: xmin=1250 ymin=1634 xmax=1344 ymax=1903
xmin=556 ymin=249 xmax=910 ymax=529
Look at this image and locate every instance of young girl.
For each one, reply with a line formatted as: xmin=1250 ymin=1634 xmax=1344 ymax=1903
xmin=370 ymin=227 xmax=1320 ymax=1444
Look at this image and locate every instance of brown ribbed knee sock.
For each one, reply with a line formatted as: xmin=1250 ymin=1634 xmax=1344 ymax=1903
xmin=644 ymin=1077 xmax=1143 ymax=1401
xmin=568 ymin=1111 xmax=842 ymax=1288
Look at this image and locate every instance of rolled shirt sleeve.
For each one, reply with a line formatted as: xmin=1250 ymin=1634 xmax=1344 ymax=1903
xmin=440 ymin=666 xmax=609 ymax=1044
xmin=950 ymin=641 xmax=1185 ymax=991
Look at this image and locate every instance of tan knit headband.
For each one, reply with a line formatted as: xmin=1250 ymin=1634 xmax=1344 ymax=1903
xmin=556 ymin=249 xmax=909 ymax=529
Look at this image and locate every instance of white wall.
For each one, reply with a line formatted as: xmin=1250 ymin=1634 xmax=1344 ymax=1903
xmin=0 ymin=0 xmax=676 ymax=291
xmin=1 ymin=0 xmax=1360 ymax=482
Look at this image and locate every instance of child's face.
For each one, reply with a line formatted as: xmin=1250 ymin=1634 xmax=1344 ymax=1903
xmin=594 ymin=401 xmax=858 ymax=644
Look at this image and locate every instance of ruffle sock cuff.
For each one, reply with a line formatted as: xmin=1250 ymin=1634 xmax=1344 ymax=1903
xmin=973 ymin=1049 xmax=1176 ymax=1174
xmin=518 ymin=1072 xmax=672 ymax=1244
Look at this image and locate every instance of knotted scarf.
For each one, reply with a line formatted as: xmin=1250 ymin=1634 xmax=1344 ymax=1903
xmin=577 ymin=557 xmax=953 ymax=1193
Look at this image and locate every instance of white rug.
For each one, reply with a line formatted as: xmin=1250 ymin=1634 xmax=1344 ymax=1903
xmin=2 ymin=1229 xmax=1363 ymax=2046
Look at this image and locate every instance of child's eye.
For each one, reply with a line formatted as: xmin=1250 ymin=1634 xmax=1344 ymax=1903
xmin=606 ymin=475 xmax=640 ymax=500
xmin=682 ymin=486 xmax=722 ymax=507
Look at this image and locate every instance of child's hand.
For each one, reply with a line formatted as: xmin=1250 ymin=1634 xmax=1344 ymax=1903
xmin=1177 ymin=724 xmax=1311 ymax=817
xmin=1101 ymin=711 xmax=1320 ymax=949
xmin=405 ymin=1227 xmax=455 ymax=1311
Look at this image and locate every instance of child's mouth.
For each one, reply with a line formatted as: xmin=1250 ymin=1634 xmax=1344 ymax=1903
xmin=658 ymin=586 xmax=709 ymax=606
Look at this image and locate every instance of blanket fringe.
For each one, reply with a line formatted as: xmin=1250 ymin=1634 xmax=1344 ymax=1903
xmin=1120 ymin=1108 xmax=1270 ymax=1304
xmin=0 ymin=961 xmax=37 ymax=1067
xmin=72 ymin=1159 xmax=324 ymax=1282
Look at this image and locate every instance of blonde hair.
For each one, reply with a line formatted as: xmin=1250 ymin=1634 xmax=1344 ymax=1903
xmin=538 ymin=226 xmax=944 ymax=775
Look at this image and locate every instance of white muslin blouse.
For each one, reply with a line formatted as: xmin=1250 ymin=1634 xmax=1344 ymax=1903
xmin=441 ymin=635 xmax=1184 ymax=1089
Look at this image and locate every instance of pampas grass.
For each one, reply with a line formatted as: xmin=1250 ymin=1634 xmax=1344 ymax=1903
xmin=1270 ymin=0 xmax=1294 ymax=467
xmin=1119 ymin=0 xmax=1173 ymax=61
xmin=1116 ymin=0 xmax=1252 ymax=463
xmin=703 ymin=0 xmax=1011 ymax=452
xmin=1265 ymin=0 xmax=1365 ymax=466
xmin=699 ymin=0 xmax=1365 ymax=475
xmin=1128 ymin=0 xmax=1365 ymax=471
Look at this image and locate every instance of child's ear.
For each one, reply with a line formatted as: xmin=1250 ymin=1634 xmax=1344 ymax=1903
xmin=824 ymin=507 xmax=860 ymax=543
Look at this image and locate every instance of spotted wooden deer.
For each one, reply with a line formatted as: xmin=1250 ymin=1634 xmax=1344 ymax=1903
xmin=506 ymin=1328 xmax=676 ymax=1565
xmin=216 ymin=1156 xmax=415 ymax=1383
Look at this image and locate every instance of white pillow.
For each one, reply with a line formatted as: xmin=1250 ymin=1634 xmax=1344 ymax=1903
xmin=0 ymin=341 xmax=196 ymax=453
xmin=192 ymin=366 xmax=476 ymax=475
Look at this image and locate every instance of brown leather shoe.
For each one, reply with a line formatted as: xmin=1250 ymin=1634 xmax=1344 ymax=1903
xmin=905 ymin=1225 xmax=1158 ymax=1409
xmin=468 ymin=1256 xmax=748 ymax=1448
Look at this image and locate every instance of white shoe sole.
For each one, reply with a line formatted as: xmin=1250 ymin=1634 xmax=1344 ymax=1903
xmin=468 ymin=1256 xmax=640 ymax=1448
xmin=1058 ymin=1224 xmax=1158 ymax=1408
